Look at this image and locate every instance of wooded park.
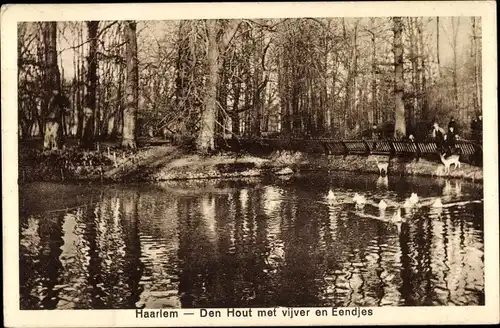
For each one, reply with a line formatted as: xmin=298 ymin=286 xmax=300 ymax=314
xmin=17 ymin=17 xmax=482 ymax=154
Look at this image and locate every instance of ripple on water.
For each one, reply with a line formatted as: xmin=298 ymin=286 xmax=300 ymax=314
xmin=19 ymin=173 xmax=484 ymax=308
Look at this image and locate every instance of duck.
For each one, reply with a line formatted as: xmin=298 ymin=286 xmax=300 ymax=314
xmin=403 ymin=199 xmax=413 ymax=208
xmin=325 ymin=190 xmax=336 ymax=202
xmin=432 ymin=198 xmax=443 ymax=208
xmin=390 ymin=208 xmax=402 ymax=223
xmin=409 ymin=193 xmax=419 ymax=204
xmin=353 ymin=193 xmax=366 ymax=208
xmin=378 ymin=200 xmax=388 ymax=210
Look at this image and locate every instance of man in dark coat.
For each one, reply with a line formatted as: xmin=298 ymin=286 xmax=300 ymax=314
xmin=471 ymin=113 xmax=483 ymax=165
xmin=448 ymin=116 xmax=458 ymax=135
xmin=446 ymin=125 xmax=459 ymax=155
xmin=471 ymin=113 xmax=482 ymax=142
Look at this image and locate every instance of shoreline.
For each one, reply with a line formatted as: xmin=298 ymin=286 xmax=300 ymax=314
xmin=19 ymin=145 xmax=483 ymax=184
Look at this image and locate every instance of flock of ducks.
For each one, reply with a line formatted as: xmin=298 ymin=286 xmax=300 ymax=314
xmin=324 ymin=190 xmax=445 ymax=224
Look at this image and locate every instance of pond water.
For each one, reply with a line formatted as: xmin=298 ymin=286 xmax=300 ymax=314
xmin=19 ymin=172 xmax=484 ymax=309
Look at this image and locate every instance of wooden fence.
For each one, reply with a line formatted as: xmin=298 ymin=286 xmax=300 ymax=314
xmin=227 ymin=137 xmax=482 ymax=158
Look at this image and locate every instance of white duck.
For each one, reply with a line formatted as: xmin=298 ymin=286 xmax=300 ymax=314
xmin=390 ymin=208 xmax=403 ymax=223
xmin=378 ymin=200 xmax=388 ymax=210
xmin=432 ymin=198 xmax=443 ymax=208
xmin=409 ymin=193 xmax=419 ymax=204
xmin=325 ymin=190 xmax=336 ymax=202
xmin=403 ymin=199 xmax=413 ymax=208
xmin=353 ymin=193 xmax=366 ymax=208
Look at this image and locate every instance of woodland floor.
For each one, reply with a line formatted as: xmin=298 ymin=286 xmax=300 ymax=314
xmin=18 ymin=138 xmax=483 ymax=184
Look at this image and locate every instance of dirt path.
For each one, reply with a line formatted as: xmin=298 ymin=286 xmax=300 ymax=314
xmin=103 ymin=145 xmax=185 ymax=181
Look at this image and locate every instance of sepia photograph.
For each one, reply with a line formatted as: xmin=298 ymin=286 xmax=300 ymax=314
xmin=2 ymin=2 xmax=499 ymax=327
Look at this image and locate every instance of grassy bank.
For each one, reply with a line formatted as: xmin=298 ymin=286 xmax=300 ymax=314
xmin=19 ymin=143 xmax=482 ymax=184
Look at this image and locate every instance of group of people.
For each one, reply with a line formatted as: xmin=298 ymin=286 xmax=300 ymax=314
xmin=364 ymin=113 xmax=482 ymax=157
xmin=431 ymin=117 xmax=459 ymax=155
xmin=431 ymin=113 xmax=483 ymax=156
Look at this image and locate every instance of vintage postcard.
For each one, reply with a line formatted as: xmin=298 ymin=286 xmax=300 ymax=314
xmin=2 ymin=1 xmax=499 ymax=327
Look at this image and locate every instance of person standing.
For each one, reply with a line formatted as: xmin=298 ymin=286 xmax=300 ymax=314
xmin=448 ymin=116 xmax=458 ymax=135
xmin=371 ymin=124 xmax=380 ymax=140
xmin=370 ymin=123 xmax=380 ymax=151
xmin=471 ymin=113 xmax=482 ymax=142
xmin=432 ymin=121 xmax=446 ymax=152
xmin=446 ymin=124 xmax=459 ymax=154
xmin=471 ymin=113 xmax=483 ymax=165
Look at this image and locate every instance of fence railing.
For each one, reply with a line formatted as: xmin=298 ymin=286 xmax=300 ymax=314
xmin=227 ymin=137 xmax=482 ymax=157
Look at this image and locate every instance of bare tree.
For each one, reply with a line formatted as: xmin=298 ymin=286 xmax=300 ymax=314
xmin=197 ymin=19 xmax=240 ymax=153
xmin=450 ymin=17 xmax=460 ymax=111
xmin=471 ymin=17 xmax=481 ymax=111
xmin=122 ymin=21 xmax=138 ymax=149
xmin=80 ymin=21 xmax=99 ymax=149
xmin=393 ymin=17 xmax=406 ymax=137
xmin=436 ymin=17 xmax=441 ymax=77
xmin=42 ymin=22 xmax=64 ymax=150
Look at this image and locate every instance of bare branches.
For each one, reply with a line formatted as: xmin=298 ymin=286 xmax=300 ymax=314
xmin=16 ymin=17 xmax=482 ymax=144
xmin=96 ymin=21 xmax=119 ymax=39
xmin=220 ymin=20 xmax=241 ymax=50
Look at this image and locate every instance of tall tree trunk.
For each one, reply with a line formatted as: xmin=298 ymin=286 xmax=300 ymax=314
xmin=217 ymin=56 xmax=229 ymax=140
xmin=42 ymin=22 xmax=62 ymax=150
xmin=197 ymin=19 xmax=240 ymax=153
xmin=436 ymin=17 xmax=441 ymax=78
xmin=472 ymin=17 xmax=481 ymax=111
xmin=175 ymin=21 xmax=195 ymax=135
xmin=81 ymin=21 xmax=99 ymax=148
xmin=231 ymin=57 xmax=242 ymax=136
xmin=408 ymin=18 xmax=419 ymax=127
xmin=197 ymin=20 xmax=219 ymax=153
xmin=251 ymin=33 xmax=263 ymax=137
xmin=393 ymin=17 xmax=406 ymax=137
xmin=370 ymin=26 xmax=378 ymax=125
xmin=278 ymin=52 xmax=290 ymax=135
xmin=322 ymin=46 xmax=329 ymax=132
xmin=417 ymin=19 xmax=428 ymax=120
xmin=451 ymin=17 xmax=460 ymax=113
xmin=112 ymin=62 xmax=124 ymax=139
xmin=352 ymin=23 xmax=359 ymax=128
xmin=76 ymin=26 xmax=84 ymax=139
xmin=122 ymin=21 xmax=138 ymax=149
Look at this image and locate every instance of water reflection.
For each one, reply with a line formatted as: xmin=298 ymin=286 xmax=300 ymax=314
xmin=20 ymin=172 xmax=484 ymax=309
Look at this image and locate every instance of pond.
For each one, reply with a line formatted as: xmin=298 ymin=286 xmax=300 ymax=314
xmin=19 ymin=172 xmax=484 ymax=309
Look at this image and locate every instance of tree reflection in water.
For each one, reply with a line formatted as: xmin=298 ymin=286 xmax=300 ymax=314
xmin=20 ymin=173 xmax=484 ymax=309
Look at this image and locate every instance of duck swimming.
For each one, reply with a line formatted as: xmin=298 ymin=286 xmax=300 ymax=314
xmin=378 ymin=200 xmax=388 ymax=210
xmin=403 ymin=199 xmax=413 ymax=208
xmin=325 ymin=190 xmax=336 ymax=202
xmin=353 ymin=193 xmax=366 ymax=208
xmin=432 ymin=198 xmax=443 ymax=208
xmin=390 ymin=208 xmax=403 ymax=223
xmin=410 ymin=193 xmax=419 ymax=204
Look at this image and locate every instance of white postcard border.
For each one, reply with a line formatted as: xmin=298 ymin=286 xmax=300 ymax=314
xmin=2 ymin=2 xmax=498 ymax=327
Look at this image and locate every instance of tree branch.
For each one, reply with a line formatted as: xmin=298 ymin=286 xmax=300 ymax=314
xmin=96 ymin=21 xmax=119 ymax=39
xmin=220 ymin=20 xmax=241 ymax=50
